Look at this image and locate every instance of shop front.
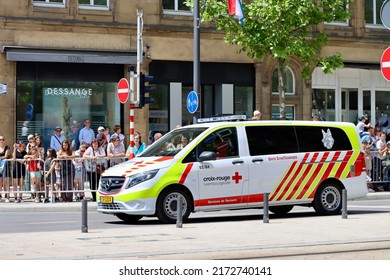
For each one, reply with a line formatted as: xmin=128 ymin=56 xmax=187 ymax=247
xmin=16 ymin=61 xmax=126 ymax=149
xmin=147 ymin=60 xmax=255 ymax=135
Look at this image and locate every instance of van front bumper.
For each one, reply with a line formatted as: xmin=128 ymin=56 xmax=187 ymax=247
xmin=96 ymin=197 xmax=156 ymax=216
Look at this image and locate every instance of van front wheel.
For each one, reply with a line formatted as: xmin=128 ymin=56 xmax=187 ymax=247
xmin=115 ymin=213 xmax=143 ymax=223
xmin=156 ymin=188 xmax=191 ymax=223
xmin=313 ymin=183 xmax=342 ymax=215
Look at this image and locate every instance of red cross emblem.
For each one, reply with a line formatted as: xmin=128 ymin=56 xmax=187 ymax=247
xmin=232 ymin=172 xmax=242 ymax=184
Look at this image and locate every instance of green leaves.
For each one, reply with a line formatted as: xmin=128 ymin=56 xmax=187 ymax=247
xmin=195 ymin=0 xmax=350 ymax=76
xmin=187 ymin=0 xmax=350 ymax=119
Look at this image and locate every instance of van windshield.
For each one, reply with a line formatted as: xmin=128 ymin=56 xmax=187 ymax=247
xmin=140 ymin=127 xmax=207 ymax=157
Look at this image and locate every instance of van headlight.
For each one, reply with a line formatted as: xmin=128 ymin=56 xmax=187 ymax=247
xmin=125 ymin=169 xmax=159 ymax=189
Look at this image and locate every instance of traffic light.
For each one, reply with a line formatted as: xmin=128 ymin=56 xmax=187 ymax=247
xmin=139 ymin=72 xmax=154 ymax=107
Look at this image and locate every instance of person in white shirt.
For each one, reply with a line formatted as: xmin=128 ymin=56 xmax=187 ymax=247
xmin=377 ymin=132 xmax=388 ymax=160
xmin=111 ymin=125 xmax=125 ymax=144
xmin=356 ymin=115 xmax=371 ymax=138
xmin=107 ymin=135 xmax=126 ymax=166
xmin=50 ymin=126 xmax=66 ymax=152
xmin=78 ymin=119 xmax=95 ymax=147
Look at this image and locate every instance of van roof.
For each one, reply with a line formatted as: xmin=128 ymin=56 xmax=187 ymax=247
xmin=188 ymin=120 xmax=356 ymax=129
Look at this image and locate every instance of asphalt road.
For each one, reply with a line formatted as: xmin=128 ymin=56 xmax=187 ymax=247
xmin=1 ymin=198 xmax=390 ymax=260
xmin=1 ymin=199 xmax=390 ymax=234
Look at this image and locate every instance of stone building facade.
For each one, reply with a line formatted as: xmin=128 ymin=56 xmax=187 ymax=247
xmin=0 ymin=0 xmax=389 ymax=147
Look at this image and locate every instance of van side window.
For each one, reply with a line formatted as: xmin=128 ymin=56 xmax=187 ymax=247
xmin=246 ymin=126 xmax=298 ymax=155
xmin=295 ymin=126 xmax=352 ymax=152
xmin=183 ymin=127 xmax=239 ymax=163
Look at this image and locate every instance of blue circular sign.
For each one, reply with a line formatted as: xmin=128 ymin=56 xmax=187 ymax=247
xmin=186 ymin=91 xmax=199 ymax=114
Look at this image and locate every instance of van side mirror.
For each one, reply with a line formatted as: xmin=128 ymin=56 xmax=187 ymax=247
xmin=198 ymin=151 xmax=216 ymax=162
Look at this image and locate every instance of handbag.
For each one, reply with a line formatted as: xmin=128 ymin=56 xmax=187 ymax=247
xmin=96 ymin=163 xmax=105 ymax=175
xmin=0 ymin=159 xmax=5 ymax=174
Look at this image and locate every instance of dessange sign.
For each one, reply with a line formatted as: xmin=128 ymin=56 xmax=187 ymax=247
xmin=44 ymin=87 xmax=92 ymax=98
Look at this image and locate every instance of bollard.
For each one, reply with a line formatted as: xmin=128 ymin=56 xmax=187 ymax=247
xmin=263 ymin=193 xmax=269 ymax=223
xmin=342 ymin=189 xmax=347 ymax=219
xmin=81 ymin=198 xmax=88 ymax=233
xmin=176 ymin=195 xmax=183 ymax=228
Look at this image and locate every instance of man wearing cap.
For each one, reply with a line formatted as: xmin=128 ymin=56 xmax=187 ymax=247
xmin=50 ymin=126 xmax=66 ymax=151
xmin=96 ymin=126 xmax=108 ymax=151
xmin=356 ymin=114 xmax=371 ymax=138
xmin=78 ymin=119 xmax=95 ymax=147
xmin=252 ymin=110 xmax=262 ymax=120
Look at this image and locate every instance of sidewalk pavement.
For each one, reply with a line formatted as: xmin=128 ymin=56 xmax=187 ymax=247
xmin=1 ymin=191 xmax=390 ymax=260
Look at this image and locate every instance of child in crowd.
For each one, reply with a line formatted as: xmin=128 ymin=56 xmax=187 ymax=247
xmin=44 ymin=148 xmax=58 ymax=202
xmin=24 ymin=147 xmax=43 ymax=203
xmin=73 ymin=144 xmax=87 ymax=201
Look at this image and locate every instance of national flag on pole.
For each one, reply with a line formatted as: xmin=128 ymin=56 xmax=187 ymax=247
xmin=227 ymin=0 xmax=244 ymax=25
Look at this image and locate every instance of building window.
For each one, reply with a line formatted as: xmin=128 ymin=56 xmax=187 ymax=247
xmin=271 ymin=105 xmax=295 ymax=120
xmin=272 ymin=67 xmax=295 ymax=95
xmin=325 ymin=3 xmax=349 ymax=26
xmin=365 ymin=0 xmax=383 ymax=26
xmin=163 ymin=0 xmax=192 ymax=15
xmin=33 ymin=0 xmax=65 ymax=7
xmin=312 ymin=89 xmax=335 ymax=121
xmin=375 ymin=90 xmax=390 ymax=126
xmin=148 ymin=84 xmax=169 ymax=138
xmin=234 ymin=86 xmax=253 ymax=119
xmin=78 ymin=0 xmax=109 ymax=10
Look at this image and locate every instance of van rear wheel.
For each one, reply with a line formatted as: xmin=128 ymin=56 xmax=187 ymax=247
xmin=269 ymin=205 xmax=294 ymax=216
xmin=312 ymin=182 xmax=342 ymax=215
xmin=115 ymin=213 xmax=143 ymax=223
xmin=156 ymin=188 xmax=191 ymax=224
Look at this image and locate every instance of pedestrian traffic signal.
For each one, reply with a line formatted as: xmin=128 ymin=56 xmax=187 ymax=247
xmin=139 ymin=72 xmax=154 ymax=107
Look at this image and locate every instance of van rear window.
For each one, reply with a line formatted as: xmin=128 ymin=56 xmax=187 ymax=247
xmin=246 ymin=125 xmax=352 ymax=156
xmin=246 ymin=126 xmax=298 ymax=156
xmin=295 ymin=126 xmax=352 ymax=152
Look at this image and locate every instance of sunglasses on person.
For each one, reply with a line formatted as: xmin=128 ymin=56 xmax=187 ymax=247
xmin=0 ymin=139 xmax=4 ymax=141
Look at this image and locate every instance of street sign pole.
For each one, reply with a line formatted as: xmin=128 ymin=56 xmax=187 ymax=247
xmin=193 ymin=0 xmax=200 ymax=123
xmin=128 ymin=69 xmax=135 ymax=159
xmin=137 ymin=9 xmax=143 ymax=107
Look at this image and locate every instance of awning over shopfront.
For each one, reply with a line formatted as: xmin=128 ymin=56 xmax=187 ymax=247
xmin=2 ymin=46 xmax=137 ymax=64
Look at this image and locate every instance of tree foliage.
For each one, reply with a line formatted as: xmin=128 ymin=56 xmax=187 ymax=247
xmin=187 ymin=0 xmax=351 ymax=119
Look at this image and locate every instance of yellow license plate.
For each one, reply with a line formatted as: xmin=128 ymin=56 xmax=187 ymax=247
xmin=101 ymin=196 xmax=113 ymax=204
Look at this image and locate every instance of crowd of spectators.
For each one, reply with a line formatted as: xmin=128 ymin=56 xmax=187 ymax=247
xmin=0 ymin=119 xmax=159 ymax=203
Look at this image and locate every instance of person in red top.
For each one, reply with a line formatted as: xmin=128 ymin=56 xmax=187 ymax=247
xmin=24 ymin=147 xmax=43 ymax=203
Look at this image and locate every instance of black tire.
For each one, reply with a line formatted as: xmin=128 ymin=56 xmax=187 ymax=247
xmin=115 ymin=213 xmax=143 ymax=223
xmin=156 ymin=188 xmax=192 ymax=224
xmin=269 ymin=205 xmax=294 ymax=216
xmin=312 ymin=182 xmax=342 ymax=215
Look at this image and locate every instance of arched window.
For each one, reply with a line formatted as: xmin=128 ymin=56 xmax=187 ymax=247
xmin=272 ymin=66 xmax=295 ymax=95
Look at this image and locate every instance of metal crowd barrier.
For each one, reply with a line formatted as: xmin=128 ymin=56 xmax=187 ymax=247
xmin=368 ymin=151 xmax=390 ymax=187
xmin=1 ymin=151 xmax=389 ymax=203
xmin=0 ymin=156 xmax=128 ymax=203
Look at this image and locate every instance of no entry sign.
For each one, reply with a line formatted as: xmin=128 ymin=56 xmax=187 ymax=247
xmin=381 ymin=47 xmax=390 ymax=82
xmin=117 ymin=78 xmax=129 ymax=104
